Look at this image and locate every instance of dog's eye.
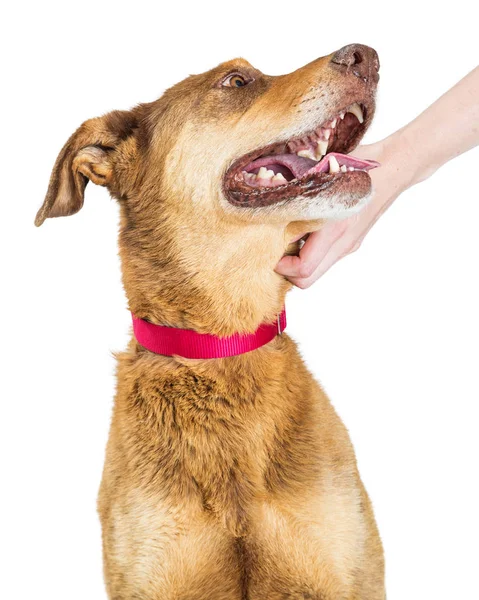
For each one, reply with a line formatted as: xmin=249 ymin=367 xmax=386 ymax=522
xmin=222 ymin=74 xmax=250 ymax=88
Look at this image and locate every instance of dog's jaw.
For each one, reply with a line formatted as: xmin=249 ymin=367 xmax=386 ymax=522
xmin=221 ymin=97 xmax=378 ymax=222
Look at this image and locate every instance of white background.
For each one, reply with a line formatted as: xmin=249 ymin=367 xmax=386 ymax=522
xmin=1 ymin=1 xmax=478 ymax=598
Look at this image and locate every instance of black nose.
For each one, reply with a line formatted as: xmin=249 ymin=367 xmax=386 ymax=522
xmin=330 ymin=44 xmax=379 ymax=83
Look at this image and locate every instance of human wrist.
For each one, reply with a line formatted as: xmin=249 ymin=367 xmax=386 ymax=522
xmin=393 ymin=126 xmax=438 ymax=189
xmin=365 ymin=129 xmax=415 ymax=218
xmin=382 ymin=127 xmax=425 ymax=192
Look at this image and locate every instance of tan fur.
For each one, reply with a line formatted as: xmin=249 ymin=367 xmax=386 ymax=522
xmin=36 ymin=47 xmax=385 ymax=599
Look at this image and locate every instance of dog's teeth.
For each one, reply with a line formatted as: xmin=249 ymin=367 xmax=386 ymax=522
xmin=339 ymin=111 xmax=345 ymax=120
xmin=323 ymin=128 xmax=331 ymax=141
xmin=272 ymin=173 xmax=287 ymax=183
xmin=257 ymin=166 xmax=272 ymax=179
xmin=348 ymin=102 xmax=364 ymax=123
xmin=348 ymin=166 xmax=355 ymax=171
xmin=297 ymin=149 xmax=316 ymax=161
xmin=340 ymin=165 xmax=347 ymax=172
xmin=331 ymin=118 xmax=337 ymax=128
xmin=317 ymin=140 xmax=328 ymax=157
xmin=328 ymin=155 xmax=340 ymax=173
xmin=257 ymin=167 xmax=267 ymax=178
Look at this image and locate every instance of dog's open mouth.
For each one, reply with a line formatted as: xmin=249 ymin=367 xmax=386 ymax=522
xmin=224 ymin=102 xmax=379 ymax=208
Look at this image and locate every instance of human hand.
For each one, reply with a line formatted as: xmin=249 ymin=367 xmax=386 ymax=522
xmin=275 ymin=66 xmax=479 ymax=289
xmin=275 ymin=132 xmax=411 ymax=288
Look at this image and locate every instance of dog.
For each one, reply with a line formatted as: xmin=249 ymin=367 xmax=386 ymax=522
xmin=36 ymin=43 xmax=384 ymax=599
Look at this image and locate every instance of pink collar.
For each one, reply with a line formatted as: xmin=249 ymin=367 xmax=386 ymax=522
xmin=131 ymin=308 xmax=286 ymax=359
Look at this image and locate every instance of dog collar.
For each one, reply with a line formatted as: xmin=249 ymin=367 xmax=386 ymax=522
xmin=131 ymin=308 xmax=287 ymax=359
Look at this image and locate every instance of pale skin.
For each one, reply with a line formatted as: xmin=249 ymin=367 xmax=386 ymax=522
xmin=276 ymin=66 xmax=479 ymax=288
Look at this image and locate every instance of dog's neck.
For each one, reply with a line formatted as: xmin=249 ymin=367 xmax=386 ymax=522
xmin=120 ymin=211 xmax=296 ymax=338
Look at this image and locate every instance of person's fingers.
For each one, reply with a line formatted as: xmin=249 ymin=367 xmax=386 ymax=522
xmin=288 ymin=231 xmax=365 ymax=288
xmin=275 ymin=221 xmax=347 ymax=278
xmin=314 ymin=238 xmax=361 ymax=279
xmin=286 ymin=266 xmax=324 ymax=289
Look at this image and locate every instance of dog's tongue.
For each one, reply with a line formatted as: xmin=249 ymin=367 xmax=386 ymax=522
xmin=245 ymin=152 xmax=379 ymax=178
xmin=304 ymin=152 xmax=380 ymax=175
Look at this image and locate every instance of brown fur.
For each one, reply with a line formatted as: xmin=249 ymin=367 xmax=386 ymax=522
xmin=36 ymin=46 xmax=385 ymax=599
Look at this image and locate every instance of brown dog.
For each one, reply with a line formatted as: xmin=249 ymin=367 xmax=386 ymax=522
xmin=36 ymin=44 xmax=385 ymax=599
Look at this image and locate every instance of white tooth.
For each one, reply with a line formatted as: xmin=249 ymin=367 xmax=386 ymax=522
xmin=317 ymin=140 xmax=328 ymax=157
xmin=340 ymin=165 xmax=347 ymax=172
xmin=272 ymin=173 xmax=287 ymax=183
xmin=328 ymin=155 xmax=340 ymax=173
xmin=257 ymin=167 xmax=270 ymax=179
xmin=265 ymin=169 xmax=275 ymax=179
xmin=348 ymin=102 xmax=364 ymax=123
xmin=331 ymin=118 xmax=337 ymax=128
xmin=297 ymin=149 xmax=316 ymax=160
xmin=348 ymin=166 xmax=355 ymax=171
xmin=323 ymin=129 xmax=331 ymax=140
xmin=339 ymin=111 xmax=345 ymax=120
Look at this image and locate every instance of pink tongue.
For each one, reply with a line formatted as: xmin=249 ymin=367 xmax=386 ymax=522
xmin=305 ymin=153 xmax=380 ymax=175
xmin=245 ymin=152 xmax=380 ymax=178
xmin=245 ymin=154 xmax=316 ymax=178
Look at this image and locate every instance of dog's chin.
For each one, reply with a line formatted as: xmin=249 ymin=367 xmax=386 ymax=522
xmin=286 ymin=183 xmax=373 ymax=222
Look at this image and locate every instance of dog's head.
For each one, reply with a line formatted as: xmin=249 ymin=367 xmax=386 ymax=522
xmin=36 ymin=44 xmax=379 ymax=335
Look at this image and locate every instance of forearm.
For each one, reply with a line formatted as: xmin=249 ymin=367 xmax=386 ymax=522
xmin=398 ymin=66 xmax=479 ymax=188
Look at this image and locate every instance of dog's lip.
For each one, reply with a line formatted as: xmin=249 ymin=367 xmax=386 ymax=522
xmin=223 ymin=98 xmax=376 ymax=207
xmin=225 ymin=168 xmax=373 ymax=209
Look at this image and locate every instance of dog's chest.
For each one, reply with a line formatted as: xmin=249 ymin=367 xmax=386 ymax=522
xmin=124 ymin=364 xmax=328 ymax=538
xmin=104 ymin=355 xmax=377 ymax=598
xmin=107 ymin=475 xmax=365 ymax=600
xmin=175 ymin=419 xmax=270 ymax=537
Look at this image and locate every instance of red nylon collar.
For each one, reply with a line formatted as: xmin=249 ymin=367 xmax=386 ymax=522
xmin=131 ymin=309 xmax=286 ymax=359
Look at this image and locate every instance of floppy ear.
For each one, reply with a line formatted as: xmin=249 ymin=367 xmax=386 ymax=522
xmin=35 ymin=110 xmax=137 ymax=226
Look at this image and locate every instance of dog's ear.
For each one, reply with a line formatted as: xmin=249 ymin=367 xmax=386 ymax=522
xmin=35 ymin=110 xmax=138 ymax=226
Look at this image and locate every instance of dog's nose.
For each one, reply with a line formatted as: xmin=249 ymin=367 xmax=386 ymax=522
xmin=330 ymin=44 xmax=380 ymax=83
